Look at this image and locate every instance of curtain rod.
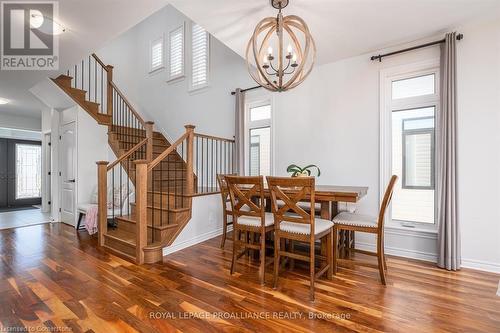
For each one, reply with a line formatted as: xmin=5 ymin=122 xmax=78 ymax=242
xmin=230 ymin=85 xmax=262 ymax=95
xmin=370 ymin=33 xmax=463 ymax=62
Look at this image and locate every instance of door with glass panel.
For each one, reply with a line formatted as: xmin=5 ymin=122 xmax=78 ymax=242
xmin=4 ymin=139 xmax=42 ymax=207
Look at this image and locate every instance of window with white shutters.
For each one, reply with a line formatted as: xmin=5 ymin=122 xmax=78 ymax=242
xmin=150 ymin=37 xmax=164 ymax=73
xmin=190 ymin=23 xmax=209 ymax=90
xmin=168 ymin=25 xmax=184 ymax=80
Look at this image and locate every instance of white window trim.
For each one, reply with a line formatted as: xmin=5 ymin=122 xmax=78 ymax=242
xmin=149 ymin=35 xmax=165 ymax=74
xmin=188 ymin=22 xmax=210 ymax=92
xmin=244 ymin=92 xmax=275 ymax=176
xmin=167 ymin=23 xmax=185 ymax=82
xmin=379 ymin=59 xmax=440 ymax=233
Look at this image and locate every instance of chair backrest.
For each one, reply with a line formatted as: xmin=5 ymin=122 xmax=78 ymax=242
xmin=266 ymin=176 xmax=315 ymax=233
xmin=225 ymin=175 xmax=266 ymax=222
xmin=216 ymin=174 xmax=232 ymax=213
xmin=377 ymin=175 xmax=398 ymax=230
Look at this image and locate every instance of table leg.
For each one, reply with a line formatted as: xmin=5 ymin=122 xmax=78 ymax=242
xmin=319 ymin=201 xmax=331 ymax=257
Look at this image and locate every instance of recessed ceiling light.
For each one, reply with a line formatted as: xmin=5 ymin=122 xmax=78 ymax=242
xmin=0 ymin=98 xmax=10 ymax=105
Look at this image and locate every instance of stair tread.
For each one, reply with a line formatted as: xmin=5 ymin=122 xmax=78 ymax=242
xmin=116 ymin=215 xmax=181 ymax=228
xmin=129 ymin=203 xmax=190 ymax=212
xmin=102 ymin=245 xmax=136 ymax=262
xmin=106 ymin=228 xmax=136 ymax=246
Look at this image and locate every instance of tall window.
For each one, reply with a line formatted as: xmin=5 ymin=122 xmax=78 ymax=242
xmin=246 ymin=102 xmax=272 ymax=176
xmin=381 ymin=63 xmax=439 ymax=228
xmin=150 ymin=37 xmax=164 ymax=73
xmin=16 ymin=144 xmax=41 ymax=199
xmin=190 ymin=23 xmax=209 ymax=90
xmin=168 ymin=25 xmax=184 ymax=81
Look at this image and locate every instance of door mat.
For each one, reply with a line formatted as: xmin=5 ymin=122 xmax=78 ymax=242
xmin=0 ymin=206 xmax=38 ymax=213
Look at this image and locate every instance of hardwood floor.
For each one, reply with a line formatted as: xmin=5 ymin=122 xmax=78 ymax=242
xmin=0 ymin=223 xmax=498 ymax=332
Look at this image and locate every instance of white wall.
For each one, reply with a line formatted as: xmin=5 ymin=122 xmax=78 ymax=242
xmin=41 ymin=105 xmax=108 ymax=223
xmin=76 ymin=107 xmax=109 ymax=216
xmin=163 ymin=194 xmax=223 ymax=255
xmin=0 ymin=113 xmax=41 ymax=131
xmin=268 ymin=18 xmax=500 ymax=272
xmin=455 ymin=18 xmax=500 ymax=272
xmin=98 ymin=4 xmax=254 ymax=140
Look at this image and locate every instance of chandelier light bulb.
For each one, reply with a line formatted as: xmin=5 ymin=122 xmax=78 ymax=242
xmin=267 ymin=46 xmax=273 ymax=56
xmin=292 ymin=53 xmax=297 ymax=62
xmin=287 ymin=44 xmax=293 ymax=55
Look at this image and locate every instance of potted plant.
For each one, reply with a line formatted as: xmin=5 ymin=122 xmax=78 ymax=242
xmin=286 ymin=164 xmax=321 ymax=177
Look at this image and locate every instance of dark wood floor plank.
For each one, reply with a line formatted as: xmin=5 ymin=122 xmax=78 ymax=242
xmin=0 ymin=223 xmax=498 ymax=333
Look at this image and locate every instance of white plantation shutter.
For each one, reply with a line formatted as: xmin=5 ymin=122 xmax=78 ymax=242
xmin=169 ymin=26 xmax=184 ymax=79
xmin=191 ymin=24 xmax=209 ymax=89
xmin=150 ymin=38 xmax=164 ymax=72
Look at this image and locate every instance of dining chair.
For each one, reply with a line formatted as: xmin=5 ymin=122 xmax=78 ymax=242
xmin=225 ymin=175 xmax=275 ymax=285
xmin=332 ymin=175 xmax=398 ymax=285
xmin=266 ymin=176 xmax=333 ymax=302
xmin=216 ymin=174 xmax=234 ymax=248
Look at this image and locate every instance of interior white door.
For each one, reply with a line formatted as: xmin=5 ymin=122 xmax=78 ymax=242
xmin=59 ymin=122 xmax=76 ymax=225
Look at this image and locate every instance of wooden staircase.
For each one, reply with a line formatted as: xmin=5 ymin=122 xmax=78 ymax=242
xmin=51 ymin=54 xmax=231 ymax=264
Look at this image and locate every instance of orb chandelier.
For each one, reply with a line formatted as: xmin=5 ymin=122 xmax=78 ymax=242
xmin=246 ymin=0 xmax=316 ymax=92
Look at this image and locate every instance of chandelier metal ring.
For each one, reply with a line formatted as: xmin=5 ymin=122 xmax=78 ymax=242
xmin=246 ymin=0 xmax=316 ymax=92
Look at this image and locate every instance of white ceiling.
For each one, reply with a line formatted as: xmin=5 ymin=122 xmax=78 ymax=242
xmin=170 ymin=0 xmax=500 ymax=64
xmin=0 ymin=0 xmax=168 ymax=120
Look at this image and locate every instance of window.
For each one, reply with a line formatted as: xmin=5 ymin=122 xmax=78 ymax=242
xmin=190 ymin=23 xmax=209 ymax=90
xmin=381 ymin=61 xmax=439 ymax=228
xmin=402 ymin=115 xmax=435 ymax=189
xmin=168 ymin=25 xmax=184 ymax=81
xmin=16 ymin=144 xmax=41 ymax=199
xmin=150 ymin=37 xmax=164 ymax=73
xmin=246 ymin=101 xmax=272 ymax=176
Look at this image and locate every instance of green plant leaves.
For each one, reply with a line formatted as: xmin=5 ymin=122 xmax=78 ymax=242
xmin=286 ymin=164 xmax=321 ymax=177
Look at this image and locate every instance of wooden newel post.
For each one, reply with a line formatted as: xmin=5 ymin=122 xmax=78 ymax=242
xmin=106 ymin=65 xmax=114 ymax=116
xmin=96 ymin=161 xmax=108 ymax=247
xmin=145 ymin=121 xmax=154 ymax=162
xmin=185 ymin=125 xmax=195 ymax=195
xmin=134 ymin=160 xmax=148 ymax=264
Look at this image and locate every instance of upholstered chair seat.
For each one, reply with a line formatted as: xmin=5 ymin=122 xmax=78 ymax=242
xmin=279 ymin=218 xmax=333 ymax=235
xmin=333 ymin=212 xmax=378 ymax=228
xmin=237 ymin=213 xmax=274 ymax=227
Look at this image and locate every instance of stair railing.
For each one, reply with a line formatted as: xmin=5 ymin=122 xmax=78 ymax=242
xmin=64 ymin=54 xmax=111 ymax=116
xmin=191 ymin=133 xmax=236 ymax=194
xmin=96 ymin=139 xmax=148 ymax=249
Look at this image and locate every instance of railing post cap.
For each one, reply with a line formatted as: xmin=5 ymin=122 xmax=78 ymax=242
xmin=96 ymin=161 xmax=109 ymax=165
xmin=185 ymin=124 xmax=196 ymax=130
xmin=145 ymin=121 xmax=154 ymax=125
xmin=133 ymin=159 xmax=148 ymax=165
xmin=106 ymin=65 xmax=114 ymax=69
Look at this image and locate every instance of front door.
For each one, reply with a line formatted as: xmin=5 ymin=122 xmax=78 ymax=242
xmin=0 ymin=139 xmax=7 ymax=207
xmin=0 ymin=139 xmax=42 ymax=208
xmin=59 ymin=122 xmax=76 ymax=225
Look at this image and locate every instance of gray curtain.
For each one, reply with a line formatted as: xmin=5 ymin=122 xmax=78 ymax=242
xmin=437 ymin=32 xmax=460 ymax=271
xmin=234 ymin=88 xmax=245 ymax=175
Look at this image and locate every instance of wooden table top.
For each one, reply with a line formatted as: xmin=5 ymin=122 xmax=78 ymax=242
xmin=240 ymin=184 xmax=368 ymax=203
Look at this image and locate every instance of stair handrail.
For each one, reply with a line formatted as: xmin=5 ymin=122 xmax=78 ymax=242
xmin=148 ymin=131 xmax=189 ymax=171
xmin=91 ymin=53 xmax=108 ymax=71
xmin=107 ymin=138 xmax=148 ymax=170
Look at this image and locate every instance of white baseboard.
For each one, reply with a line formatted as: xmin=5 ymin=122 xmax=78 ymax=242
xmin=461 ymin=258 xmax=500 ymax=274
xmin=356 ymin=241 xmax=438 ymax=263
xmin=162 ymin=225 xmax=232 ymax=256
xmin=357 ymin=242 xmax=500 ymax=274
